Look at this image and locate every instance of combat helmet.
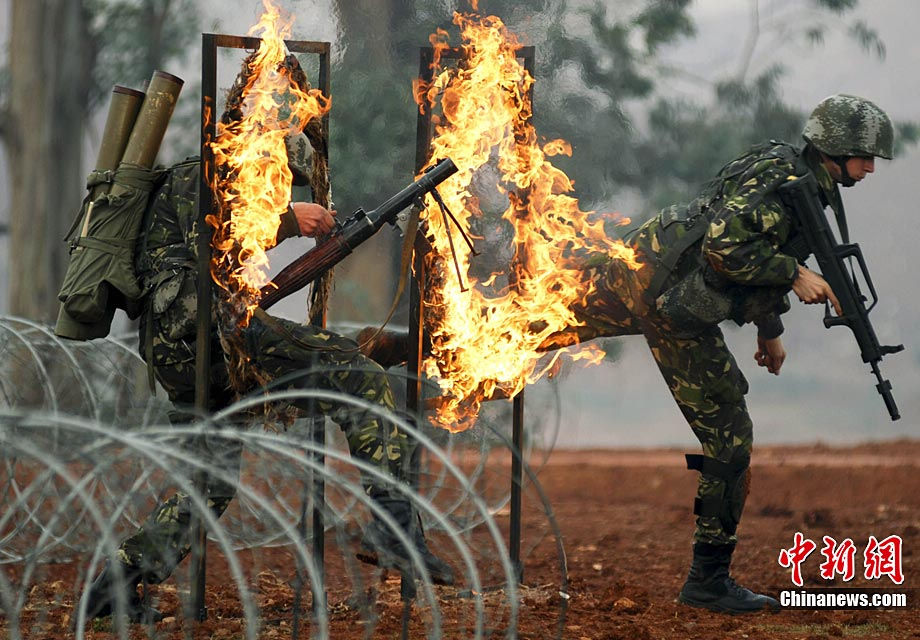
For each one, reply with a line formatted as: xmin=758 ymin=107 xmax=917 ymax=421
xmin=802 ymin=94 xmax=894 ymax=160
xmin=286 ymin=131 xmax=314 ymax=186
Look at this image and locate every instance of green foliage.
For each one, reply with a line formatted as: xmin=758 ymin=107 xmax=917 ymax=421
xmin=811 ymin=0 xmax=858 ymax=14
xmin=848 ymin=20 xmax=886 ymax=59
xmin=634 ymin=0 xmax=696 ymax=53
xmin=328 ymin=0 xmax=449 ymax=209
xmin=85 ymin=0 xmax=199 ymax=109
xmin=83 ymin=0 xmax=200 ymax=160
xmin=327 ymin=0 xmax=918 ymax=270
xmin=607 ymin=63 xmax=805 ymax=212
xmin=894 ymin=121 xmax=920 ymax=157
xmin=521 ymin=0 xmax=914 ymax=216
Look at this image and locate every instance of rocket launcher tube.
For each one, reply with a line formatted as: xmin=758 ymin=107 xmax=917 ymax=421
xmin=120 ymin=70 xmax=184 ymax=169
xmin=259 ymin=158 xmax=458 ymax=310
xmin=92 ymin=86 xmax=145 ymax=192
xmin=76 ymin=86 xmax=145 ymax=238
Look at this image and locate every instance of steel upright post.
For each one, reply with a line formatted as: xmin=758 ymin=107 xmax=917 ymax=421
xmin=190 ymin=32 xmax=218 ymax=622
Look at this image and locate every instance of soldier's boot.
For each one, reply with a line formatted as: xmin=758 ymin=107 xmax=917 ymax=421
xmin=83 ymin=560 xmax=164 ymax=623
xmin=678 ymin=543 xmax=780 ymax=614
xmin=356 ymin=495 xmax=455 ymax=586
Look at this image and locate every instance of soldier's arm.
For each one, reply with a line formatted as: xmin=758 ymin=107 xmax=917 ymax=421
xmin=274 ymin=202 xmax=336 ymax=245
xmin=702 ymin=160 xmax=799 ymax=288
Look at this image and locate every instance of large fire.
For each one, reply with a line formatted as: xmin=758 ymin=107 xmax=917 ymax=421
xmin=210 ymin=0 xmax=329 ymax=325
xmin=417 ymin=13 xmax=641 ymax=430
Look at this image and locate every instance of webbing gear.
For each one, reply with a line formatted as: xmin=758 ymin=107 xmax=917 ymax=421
xmin=654 ymin=269 xmax=734 ymax=337
xmin=641 ymin=209 xmax=710 ymax=307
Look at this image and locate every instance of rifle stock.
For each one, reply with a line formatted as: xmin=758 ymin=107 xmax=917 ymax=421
xmin=777 ymin=173 xmax=904 ymax=420
xmin=259 ymin=158 xmax=458 ymax=310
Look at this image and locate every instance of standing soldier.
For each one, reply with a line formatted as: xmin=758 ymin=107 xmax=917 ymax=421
xmin=540 ymin=94 xmax=894 ymax=613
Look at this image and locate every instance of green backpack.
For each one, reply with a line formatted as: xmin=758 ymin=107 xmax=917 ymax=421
xmin=54 ymin=164 xmax=167 ymax=340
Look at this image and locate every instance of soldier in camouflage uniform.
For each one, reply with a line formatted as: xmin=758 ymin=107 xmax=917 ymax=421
xmin=543 ymin=94 xmax=893 ymax=613
xmin=84 ymin=133 xmax=454 ymax=623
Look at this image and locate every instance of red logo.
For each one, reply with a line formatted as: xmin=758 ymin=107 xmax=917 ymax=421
xmin=778 ymin=532 xmax=817 ymax=587
xmin=864 ymin=535 xmax=904 ymax=584
xmin=779 ymin=532 xmax=905 ymax=586
xmin=819 ymin=536 xmax=857 ymax=581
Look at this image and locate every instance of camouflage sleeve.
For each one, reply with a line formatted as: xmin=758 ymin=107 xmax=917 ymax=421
xmin=754 ymin=312 xmax=784 ymax=340
xmin=274 ymin=204 xmax=302 ymax=244
xmin=703 ymin=159 xmax=799 ymax=287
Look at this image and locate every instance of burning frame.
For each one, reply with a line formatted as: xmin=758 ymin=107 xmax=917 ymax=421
xmin=411 ymin=44 xmax=536 ymax=586
xmin=193 ymin=33 xmax=331 ymax=623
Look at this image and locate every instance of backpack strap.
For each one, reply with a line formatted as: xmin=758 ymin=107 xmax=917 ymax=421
xmin=146 ymin=303 xmax=156 ymax=392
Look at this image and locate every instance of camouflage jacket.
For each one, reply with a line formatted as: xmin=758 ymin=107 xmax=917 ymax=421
xmin=135 ymin=158 xmax=302 ymax=366
xmin=651 ymin=141 xmax=842 ymax=339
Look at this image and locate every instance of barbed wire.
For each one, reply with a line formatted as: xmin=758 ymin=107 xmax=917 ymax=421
xmin=0 ymin=316 xmax=569 ymax=638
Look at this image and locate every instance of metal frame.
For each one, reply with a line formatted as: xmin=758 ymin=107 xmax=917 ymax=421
xmin=195 ymin=33 xmax=331 ymax=624
xmin=410 ymin=44 xmax=536 ymax=587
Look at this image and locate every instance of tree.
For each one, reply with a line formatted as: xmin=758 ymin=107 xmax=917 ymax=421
xmin=328 ymin=0 xmax=441 ymax=321
xmin=1 ymin=0 xmax=198 ymax=322
xmin=3 ymin=0 xmax=94 ymax=322
xmin=529 ymin=0 xmax=917 ymax=212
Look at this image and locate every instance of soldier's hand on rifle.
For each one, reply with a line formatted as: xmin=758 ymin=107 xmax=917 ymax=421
xmin=291 ymin=202 xmax=336 ymax=238
xmin=755 ymin=335 xmax=786 ymax=375
xmin=792 ymin=264 xmax=843 ymax=316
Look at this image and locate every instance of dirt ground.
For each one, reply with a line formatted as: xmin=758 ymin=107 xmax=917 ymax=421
xmin=8 ymin=439 xmax=920 ymax=639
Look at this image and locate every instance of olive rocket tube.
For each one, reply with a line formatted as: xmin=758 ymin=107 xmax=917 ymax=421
xmin=79 ymin=85 xmax=145 ymax=236
xmin=120 ymin=70 xmax=185 ymax=169
xmin=93 ymin=86 xmax=146 ymax=187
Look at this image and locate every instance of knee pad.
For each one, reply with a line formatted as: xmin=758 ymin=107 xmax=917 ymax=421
xmin=686 ymin=451 xmax=750 ymax=536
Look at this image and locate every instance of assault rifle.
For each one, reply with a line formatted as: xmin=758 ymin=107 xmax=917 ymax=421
xmin=777 ymin=172 xmax=904 ymax=421
xmin=259 ymin=158 xmax=458 ymax=311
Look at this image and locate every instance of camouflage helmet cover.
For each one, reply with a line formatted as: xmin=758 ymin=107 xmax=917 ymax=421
xmin=802 ymin=94 xmax=894 ymax=159
xmin=285 ymin=131 xmax=314 ymax=186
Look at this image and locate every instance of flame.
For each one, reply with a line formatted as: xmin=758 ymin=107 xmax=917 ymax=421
xmin=210 ymin=0 xmax=329 ymax=325
xmin=417 ymin=13 xmax=641 ymax=431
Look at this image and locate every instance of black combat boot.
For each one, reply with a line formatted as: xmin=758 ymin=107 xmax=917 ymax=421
xmin=82 ymin=560 xmax=164 ymax=623
xmin=678 ymin=543 xmax=780 ymax=614
xmin=356 ymin=495 xmax=456 ymax=586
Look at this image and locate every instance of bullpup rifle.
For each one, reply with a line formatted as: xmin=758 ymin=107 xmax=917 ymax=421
xmin=259 ymin=157 xmax=458 ymax=311
xmin=778 ymin=172 xmax=904 ymax=420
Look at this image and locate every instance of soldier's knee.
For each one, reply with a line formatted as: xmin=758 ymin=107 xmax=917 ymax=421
xmin=685 ymin=452 xmax=750 ymax=536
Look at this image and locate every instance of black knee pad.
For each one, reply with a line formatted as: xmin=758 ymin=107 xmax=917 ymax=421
xmin=686 ymin=451 xmax=750 ymax=535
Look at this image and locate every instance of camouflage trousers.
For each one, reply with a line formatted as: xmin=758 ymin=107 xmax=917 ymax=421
xmin=120 ymin=313 xmax=409 ymax=583
xmin=548 ymin=252 xmax=754 ymax=547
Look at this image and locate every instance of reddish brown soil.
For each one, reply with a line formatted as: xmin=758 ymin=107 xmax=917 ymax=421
xmin=6 ymin=439 xmax=920 ymax=639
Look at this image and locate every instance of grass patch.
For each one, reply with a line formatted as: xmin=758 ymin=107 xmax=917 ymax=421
xmin=91 ymin=616 xmax=113 ymax=632
xmin=755 ymin=621 xmax=892 ymax=637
